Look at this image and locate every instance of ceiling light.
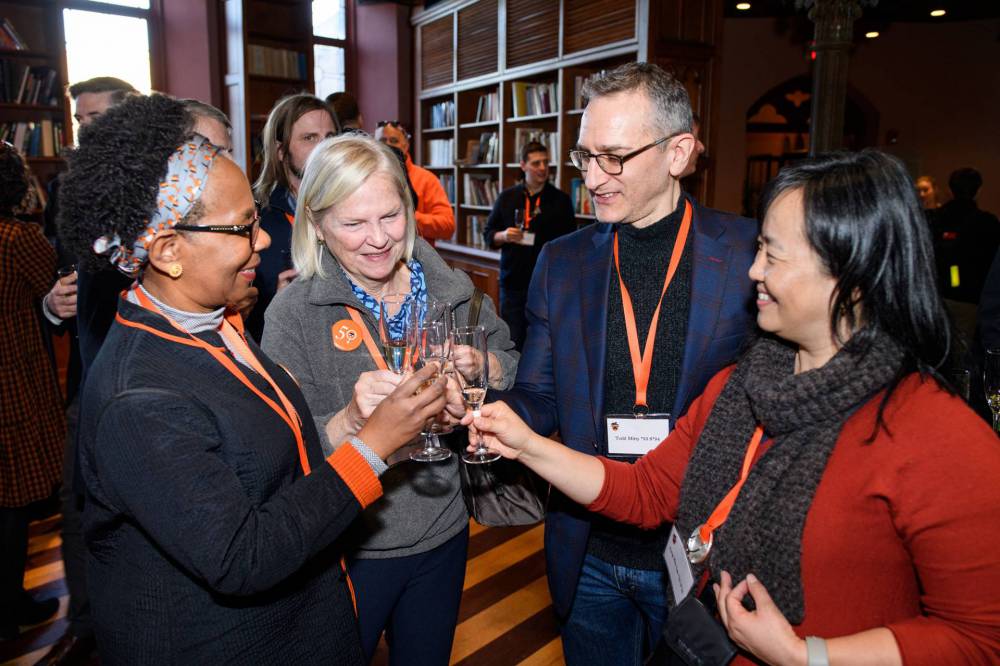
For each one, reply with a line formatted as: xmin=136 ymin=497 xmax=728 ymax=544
xmin=930 ymin=9 xmax=946 ymax=17
xmin=865 ymin=31 xmax=879 ymax=38
xmin=736 ymin=2 xmax=751 ymax=10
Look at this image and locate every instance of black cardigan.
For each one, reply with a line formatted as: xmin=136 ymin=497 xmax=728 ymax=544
xmin=78 ymin=296 xmax=369 ymax=665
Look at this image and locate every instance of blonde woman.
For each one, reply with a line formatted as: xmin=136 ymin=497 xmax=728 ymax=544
xmin=262 ymin=135 xmax=518 ymax=665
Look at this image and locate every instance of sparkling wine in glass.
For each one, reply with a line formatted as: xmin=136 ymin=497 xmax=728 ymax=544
xmin=410 ymin=315 xmax=453 ymax=463
xmin=985 ymin=348 xmax=1000 ymax=434
xmin=378 ymin=294 xmax=413 ymax=375
xmin=453 ymin=325 xmax=500 ymax=464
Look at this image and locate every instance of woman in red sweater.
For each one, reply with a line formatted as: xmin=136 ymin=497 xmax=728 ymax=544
xmin=467 ymin=150 xmax=1000 ymax=665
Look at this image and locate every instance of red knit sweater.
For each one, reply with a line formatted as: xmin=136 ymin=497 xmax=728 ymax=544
xmin=589 ymin=367 xmax=1000 ymax=665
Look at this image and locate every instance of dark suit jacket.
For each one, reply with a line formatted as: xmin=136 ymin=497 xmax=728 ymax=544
xmin=246 ymin=186 xmax=295 ymax=343
xmin=495 ymin=197 xmax=758 ymax=617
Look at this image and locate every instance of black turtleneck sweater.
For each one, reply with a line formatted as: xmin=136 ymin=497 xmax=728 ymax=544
xmin=588 ymin=195 xmax=693 ymax=571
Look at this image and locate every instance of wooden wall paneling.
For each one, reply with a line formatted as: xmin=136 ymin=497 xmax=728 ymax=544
xmin=246 ymin=0 xmax=309 ymax=41
xmin=649 ymin=0 xmax=719 ymax=45
xmin=421 ymin=15 xmax=454 ymax=89
xmin=457 ymin=0 xmax=499 ymax=81
xmin=562 ymin=0 xmax=636 ymax=55
xmin=506 ymin=0 xmax=559 ymax=70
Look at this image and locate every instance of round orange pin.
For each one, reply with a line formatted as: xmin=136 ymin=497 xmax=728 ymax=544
xmin=331 ymin=319 xmax=363 ymax=352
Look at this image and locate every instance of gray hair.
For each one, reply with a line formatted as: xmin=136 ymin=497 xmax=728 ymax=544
xmin=181 ymin=99 xmax=232 ymax=131
xmin=581 ymin=62 xmax=693 ymax=138
xmin=291 ymin=134 xmax=416 ymax=280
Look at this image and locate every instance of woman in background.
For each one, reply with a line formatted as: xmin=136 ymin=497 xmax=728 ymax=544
xmin=0 ymin=142 xmax=64 ymax=640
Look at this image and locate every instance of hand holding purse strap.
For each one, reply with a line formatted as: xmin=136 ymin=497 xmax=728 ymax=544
xmin=467 ymin=288 xmax=484 ymax=327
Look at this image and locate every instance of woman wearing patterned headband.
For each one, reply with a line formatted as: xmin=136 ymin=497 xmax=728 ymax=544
xmin=57 ymin=93 xmax=447 ymax=665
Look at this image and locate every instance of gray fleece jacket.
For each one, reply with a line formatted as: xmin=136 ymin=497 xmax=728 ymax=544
xmin=262 ymin=238 xmax=518 ymax=559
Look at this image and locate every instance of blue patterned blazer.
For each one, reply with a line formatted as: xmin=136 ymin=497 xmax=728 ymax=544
xmin=495 ymin=196 xmax=758 ymax=617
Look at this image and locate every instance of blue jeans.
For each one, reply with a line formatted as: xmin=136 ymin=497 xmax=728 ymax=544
xmin=560 ymin=554 xmax=669 ymax=666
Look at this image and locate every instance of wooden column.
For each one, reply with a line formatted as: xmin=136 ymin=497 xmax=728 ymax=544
xmin=808 ymin=0 xmax=862 ymax=154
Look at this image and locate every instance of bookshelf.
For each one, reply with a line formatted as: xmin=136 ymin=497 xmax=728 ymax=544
xmin=224 ymin=0 xmax=314 ymax=175
xmin=412 ymin=0 xmax=724 ymax=301
xmin=0 ymin=1 xmax=71 ymax=215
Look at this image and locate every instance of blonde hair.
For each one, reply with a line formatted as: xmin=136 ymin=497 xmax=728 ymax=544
xmin=292 ymin=134 xmax=416 ymax=280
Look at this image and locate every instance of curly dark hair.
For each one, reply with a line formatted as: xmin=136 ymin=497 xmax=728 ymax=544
xmin=0 ymin=142 xmax=29 ymax=215
xmin=58 ymin=93 xmax=193 ymax=270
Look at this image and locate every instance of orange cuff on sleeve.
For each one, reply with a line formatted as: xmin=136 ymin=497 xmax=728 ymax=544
xmin=327 ymin=444 xmax=383 ymax=509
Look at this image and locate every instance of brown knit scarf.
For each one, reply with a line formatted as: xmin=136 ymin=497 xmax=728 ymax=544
xmin=673 ymin=333 xmax=903 ymax=624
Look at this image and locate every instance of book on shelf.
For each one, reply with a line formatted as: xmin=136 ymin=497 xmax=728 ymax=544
xmin=573 ymin=71 xmax=608 ymax=110
xmin=429 ymin=99 xmax=454 ymax=129
xmin=510 ymin=81 xmax=558 ymax=117
xmin=247 ymin=44 xmax=307 ymax=80
xmin=475 ymin=92 xmax=498 ymax=123
xmin=0 ymin=62 xmax=59 ymax=105
xmin=513 ymin=128 xmax=558 ymax=160
xmin=464 ymin=214 xmax=489 ymax=249
xmin=0 ymin=19 xmax=28 ymax=51
xmin=437 ymin=173 xmax=455 ymax=204
xmin=475 ymin=131 xmax=498 ymax=164
xmin=0 ymin=120 xmax=62 ymax=157
xmin=426 ymin=137 xmax=454 ymax=167
xmin=462 ymin=173 xmax=498 ymax=208
xmin=570 ymin=178 xmax=593 ymax=215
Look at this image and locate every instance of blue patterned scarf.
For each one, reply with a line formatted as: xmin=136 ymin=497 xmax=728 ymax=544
xmin=347 ymin=259 xmax=426 ymax=338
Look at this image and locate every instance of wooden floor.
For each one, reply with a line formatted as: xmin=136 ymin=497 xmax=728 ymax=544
xmin=0 ymin=517 xmax=564 ymax=666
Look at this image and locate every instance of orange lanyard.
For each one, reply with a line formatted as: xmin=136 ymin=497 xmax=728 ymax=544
xmin=523 ymin=190 xmax=540 ymax=231
xmin=612 ymin=199 xmax=692 ymax=411
xmin=346 ymin=307 xmax=389 ymax=371
xmin=284 ymin=211 xmax=295 ymax=226
xmin=119 ymin=286 xmax=310 ymax=475
xmin=698 ymin=425 xmax=764 ymax=544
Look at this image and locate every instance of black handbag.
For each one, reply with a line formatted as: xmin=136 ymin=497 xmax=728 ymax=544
xmin=455 ymin=289 xmax=547 ymax=527
xmin=647 ymin=585 xmax=737 ymax=666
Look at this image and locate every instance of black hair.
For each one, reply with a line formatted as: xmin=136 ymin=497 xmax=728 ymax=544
xmin=57 ymin=94 xmax=193 ymax=270
xmin=327 ymin=91 xmax=360 ymax=125
xmin=520 ymin=141 xmax=548 ymax=164
xmin=948 ymin=167 xmax=982 ymax=201
xmin=0 ymin=142 xmax=29 ymax=215
xmin=758 ymin=150 xmax=952 ymax=415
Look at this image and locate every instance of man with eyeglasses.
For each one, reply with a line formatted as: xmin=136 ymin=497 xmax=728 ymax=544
xmin=375 ymin=120 xmax=455 ymax=245
xmin=492 ymin=62 xmax=757 ymax=665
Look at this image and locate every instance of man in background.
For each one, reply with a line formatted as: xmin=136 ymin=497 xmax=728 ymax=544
xmin=327 ymin=91 xmax=364 ymax=132
xmin=484 ymin=141 xmax=575 ymax=350
xmin=376 ymin=120 xmax=455 ymax=244
xmin=932 ymin=167 xmax=1000 ymax=341
xmin=248 ymin=94 xmax=338 ymax=341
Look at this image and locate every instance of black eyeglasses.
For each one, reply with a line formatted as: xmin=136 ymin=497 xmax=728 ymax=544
xmin=569 ymin=132 xmax=683 ymax=176
xmin=174 ymin=211 xmax=261 ymax=250
xmin=377 ymin=120 xmax=402 ymax=128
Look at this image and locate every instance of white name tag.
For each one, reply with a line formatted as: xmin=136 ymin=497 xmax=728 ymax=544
xmin=604 ymin=414 xmax=671 ymax=456
xmin=515 ymin=231 xmax=536 ymax=246
xmin=665 ymin=525 xmax=695 ymax=602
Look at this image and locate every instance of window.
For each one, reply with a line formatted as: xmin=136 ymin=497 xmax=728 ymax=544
xmin=312 ymin=0 xmax=349 ymax=100
xmin=63 ymin=3 xmax=153 ymax=140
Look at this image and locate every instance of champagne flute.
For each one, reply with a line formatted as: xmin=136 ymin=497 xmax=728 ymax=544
xmin=378 ymin=293 xmax=413 ymax=375
xmin=984 ymin=348 xmax=1000 ymax=434
xmin=410 ymin=315 xmax=453 ymax=463
xmin=453 ymin=325 xmax=500 ymax=464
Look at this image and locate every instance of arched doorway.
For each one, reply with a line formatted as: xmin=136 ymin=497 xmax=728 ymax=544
xmin=741 ymin=74 xmax=879 ymax=215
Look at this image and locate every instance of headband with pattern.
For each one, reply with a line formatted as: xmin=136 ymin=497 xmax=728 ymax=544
xmin=93 ymin=134 xmax=222 ymax=275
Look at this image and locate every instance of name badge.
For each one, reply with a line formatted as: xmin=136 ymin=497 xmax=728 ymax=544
xmin=604 ymin=413 xmax=670 ymax=457
xmin=665 ymin=525 xmax=696 ymax=602
xmin=516 ymin=231 xmax=536 ymax=246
